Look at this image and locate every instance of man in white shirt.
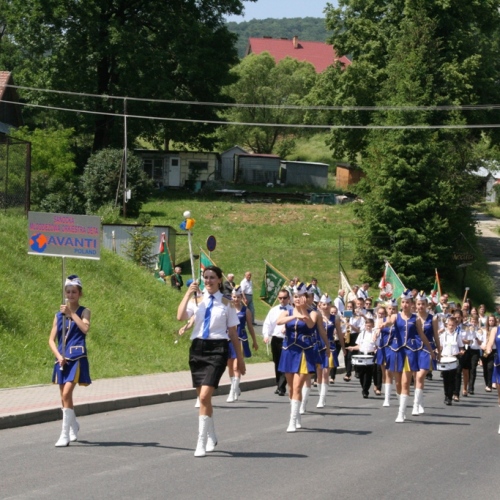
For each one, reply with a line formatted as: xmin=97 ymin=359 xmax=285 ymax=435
xmin=240 ymin=271 xmax=256 ymax=324
xmin=263 ymin=289 xmax=292 ymax=396
xmin=357 ymin=283 xmax=370 ymax=300
xmin=334 ymin=289 xmax=345 ymax=316
xmin=310 ymin=278 xmax=321 ymax=303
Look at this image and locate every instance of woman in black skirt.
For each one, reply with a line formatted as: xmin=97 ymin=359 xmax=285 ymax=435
xmin=177 ymin=266 xmax=246 ymax=457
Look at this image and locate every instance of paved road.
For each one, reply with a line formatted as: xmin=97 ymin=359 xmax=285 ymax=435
xmin=2 ymin=377 xmax=499 ymax=500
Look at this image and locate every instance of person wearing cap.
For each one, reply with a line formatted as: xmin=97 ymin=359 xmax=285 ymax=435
xmin=226 ymin=286 xmax=258 ymax=402
xmin=262 ymin=288 xmax=292 ymax=396
xmin=277 ymin=282 xmax=330 ymax=432
xmin=383 ymin=289 xmax=435 ymax=423
xmin=317 ymin=293 xmax=345 ymax=407
xmin=414 ymin=291 xmax=440 ymax=415
xmin=177 ymin=265 xmax=245 ymax=457
xmin=48 ymin=275 xmax=91 ymax=447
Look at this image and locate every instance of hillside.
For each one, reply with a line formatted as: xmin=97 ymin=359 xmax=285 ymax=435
xmin=226 ymin=17 xmax=332 ymax=58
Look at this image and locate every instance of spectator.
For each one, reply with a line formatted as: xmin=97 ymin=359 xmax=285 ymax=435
xmin=171 ymin=266 xmax=184 ymax=291
xmin=223 ymin=273 xmax=235 ymax=298
xmin=240 ymin=271 xmax=256 ymax=325
xmin=157 ymin=271 xmax=167 ymax=284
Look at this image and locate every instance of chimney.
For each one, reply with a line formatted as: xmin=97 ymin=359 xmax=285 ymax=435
xmin=293 ymin=36 xmax=299 ymax=49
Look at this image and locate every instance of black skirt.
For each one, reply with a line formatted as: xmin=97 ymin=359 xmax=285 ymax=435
xmin=189 ymin=339 xmax=229 ymax=388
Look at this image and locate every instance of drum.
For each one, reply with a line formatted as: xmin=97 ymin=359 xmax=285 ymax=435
xmin=352 ymin=354 xmax=375 ymax=366
xmin=436 ymin=356 xmax=458 ymax=371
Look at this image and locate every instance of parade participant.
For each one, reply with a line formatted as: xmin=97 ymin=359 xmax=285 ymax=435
xmin=384 ymin=290 xmax=435 ymax=423
xmin=334 ymin=289 xmax=346 ymax=316
xmin=481 ymin=315 xmax=497 ymax=392
xmin=484 ymin=320 xmax=500 ymax=432
xmin=467 ymin=314 xmax=482 ymax=394
xmin=329 ymin=304 xmax=342 ymax=383
xmin=413 ymin=291 xmax=440 ymax=414
xmin=357 ymin=283 xmax=370 ymax=300
xmin=226 ymin=286 xmax=258 ymax=402
xmin=453 ymin=309 xmax=469 ymax=401
xmin=349 ymin=316 xmax=377 ymax=398
xmin=240 ymin=271 xmax=256 ymax=324
xmin=478 ymin=304 xmax=487 ymax=328
xmin=374 ymin=301 xmax=396 ymax=406
xmin=277 ymin=283 xmax=330 ymax=432
xmin=177 ymin=266 xmax=245 ymax=457
xmin=440 ymin=316 xmax=465 ymax=405
xmin=48 ymin=275 xmax=91 ymax=447
xmin=263 ymin=289 xmax=292 ymax=396
xmin=171 ymin=266 xmax=184 ymax=291
xmin=347 ymin=285 xmax=359 ymax=303
xmin=316 ymin=294 xmax=345 ymax=407
xmin=310 ymin=278 xmax=322 ymax=304
xmin=344 ymin=298 xmax=366 ymax=382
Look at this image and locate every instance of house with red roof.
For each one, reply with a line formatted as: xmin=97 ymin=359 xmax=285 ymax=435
xmin=245 ymin=36 xmax=351 ymax=73
xmin=0 ymin=71 xmax=23 ymax=134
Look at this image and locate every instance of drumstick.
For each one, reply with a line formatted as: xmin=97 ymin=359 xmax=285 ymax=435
xmin=60 ymin=299 xmax=70 ymax=371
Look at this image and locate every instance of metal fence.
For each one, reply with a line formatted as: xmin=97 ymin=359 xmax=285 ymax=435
xmin=0 ymin=134 xmax=31 ymax=214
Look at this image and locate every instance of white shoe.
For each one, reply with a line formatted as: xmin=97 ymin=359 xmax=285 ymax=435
xmin=382 ymin=384 xmax=391 ymax=407
xmin=316 ymin=397 xmax=325 ymax=408
xmin=287 ymin=400 xmax=300 ymax=432
xmin=395 ymin=412 xmax=405 ymax=423
xmin=295 ymin=412 xmax=302 ymax=429
xmin=69 ymin=418 xmax=79 ymax=442
xmin=226 ymin=389 xmax=236 ymax=403
xmin=195 ymin=397 xmax=200 ymax=408
xmin=233 ymin=377 xmax=241 ymax=401
xmin=395 ymin=395 xmax=408 ymax=423
xmin=413 ymin=389 xmax=422 ymax=416
xmin=300 ymin=386 xmax=310 ymax=414
xmin=194 ymin=416 xmax=209 ymax=457
xmin=498 ymin=424 xmax=500 ymax=435
xmin=412 ymin=403 xmax=419 ymax=416
xmin=55 ymin=408 xmax=72 ymax=447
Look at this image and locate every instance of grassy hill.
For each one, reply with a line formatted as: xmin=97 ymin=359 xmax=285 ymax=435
xmin=0 ymin=200 xmax=362 ymax=388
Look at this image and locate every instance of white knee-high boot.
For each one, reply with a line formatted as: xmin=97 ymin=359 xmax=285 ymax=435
xmin=287 ymin=400 xmax=300 ymax=432
xmin=233 ymin=377 xmax=241 ymax=400
xmin=206 ymin=416 xmax=217 ymax=452
xmin=69 ymin=409 xmax=79 ymax=442
xmin=55 ymin=408 xmax=72 ymax=447
xmin=194 ymin=415 xmax=209 ymax=457
xmin=412 ymin=389 xmax=422 ymax=416
xmin=395 ymin=394 xmax=408 ymax=423
xmin=300 ymin=386 xmax=310 ymax=414
xmin=418 ymin=389 xmax=425 ymax=414
xmin=195 ymin=396 xmax=200 ymax=408
xmin=226 ymin=377 xmax=236 ymax=402
xmin=317 ymin=383 xmax=327 ymax=408
xmin=383 ymin=383 xmax=391 ymax=407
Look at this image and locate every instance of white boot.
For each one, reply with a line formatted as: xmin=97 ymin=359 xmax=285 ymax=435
xmin=498 ymin=422 xmax=500 ymax=435
xmin=194 ymin=415 xmax=209 ymax=457
xmin=412 ymin=389 xmax=422 ymax=416
xmin=395 ymin=394 xmax=408 ymax=423
xmin=418 ymin=390 xmax=425 ymax=414
xmin=383 ymin=383 xmax=391 ymax=407
xmin=226 ymin=377 xmax=236 ymax=403
xmin=317 ymin=383 xmax=327 ymax=408
xmin=195 ymin=396 xmax=200 ymax=408
xmin=68 ymin=409 xmax=79 ymax=442
xmin=287 ymin=400 xmax=300 ymax=432
xmin=300 ymin=386 xmax=310 ymax=414
xmin=233 ymin=377 xmax=241 ymax=401
xmin=206 ymin=416 xmax=217 ymax=453
xmin=55 ymin=408 xmax=71 ymax=447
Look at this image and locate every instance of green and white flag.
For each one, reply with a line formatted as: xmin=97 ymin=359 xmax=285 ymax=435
xmin=260 ymin=261 xmax=288 ymax=307
xmin=380 ymin=262 xmax=405 ymax=300
xmin=198 ymin=249 xmax=216 ymax=292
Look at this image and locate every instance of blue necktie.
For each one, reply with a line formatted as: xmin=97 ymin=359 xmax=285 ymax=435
xmin=202 ymin=295 xmax=214 ymax=339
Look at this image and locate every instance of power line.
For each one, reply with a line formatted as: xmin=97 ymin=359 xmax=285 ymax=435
xmin=3 ymin=98 xmax=500 ymax=129
xmin=6 ymin=83 xmax=500 ymax=112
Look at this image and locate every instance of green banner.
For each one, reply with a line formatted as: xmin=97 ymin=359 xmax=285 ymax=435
xmin=385 ymin=262 xmax=405 ymax=300
xmin=260 ymin=262 xmax=288 ymax=307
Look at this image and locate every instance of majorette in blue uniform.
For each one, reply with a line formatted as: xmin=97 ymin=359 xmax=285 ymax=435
xmin=52 ymin=305 xmax=91 ymax=386
xmin=413 ymin=291 xmax=436 ymax=371
xmin=278 ymin=284 xmax=317 ymax=375
xmin=491 ymin=326 xmax=500 ymax=384
xmin=320 ymin=312 xmax=338 ymax=369
xmin=228 ymin=286 xmax=252 ymax=359
xmin=376 ymin=299 xmax=397 ymax=368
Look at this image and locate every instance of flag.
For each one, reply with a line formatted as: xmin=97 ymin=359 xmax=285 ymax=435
xmin=431 ymin=269 xmax=442 ymax=304
xmin=340 ymin=265 xmax=353 ymax=296
xmin=260 ymin=261 xmax=288 ymax=307
xmin=380 ymin=262 xmax=405 ymax=300
xmin=155 ymin=232 xmax=173 ymax=275
xmin=198 ymin=249 xmax=216 ymax=291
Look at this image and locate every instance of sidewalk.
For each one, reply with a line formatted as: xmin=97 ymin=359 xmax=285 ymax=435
xmin=0 ymin=362 xmax=277 ymax=430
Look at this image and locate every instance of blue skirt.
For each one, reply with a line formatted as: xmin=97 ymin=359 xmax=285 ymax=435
xmin=376 ymin=346 xmax=388 ymax=367
xmin=228 ymin=339 xmax=252 ymax=359
xmin=386 ymin=349 xmax=404 ymax=373
xmin=418 ymin=349 xmax=437 ymax=371
xmin=279 ymin=343 xmax=316 ymax=374
xmin=52 ymin=358 xmax=91 ymax=386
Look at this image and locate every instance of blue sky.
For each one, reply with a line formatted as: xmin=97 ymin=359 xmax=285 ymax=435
xmin=226 ymin=0 xmax=337 ymax=22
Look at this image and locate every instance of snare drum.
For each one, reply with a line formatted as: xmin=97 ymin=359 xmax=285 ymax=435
xmin=352 ymin=354 xmax=375 ymax=366
xmin=436 ymin=356 xmax=458 ymax=371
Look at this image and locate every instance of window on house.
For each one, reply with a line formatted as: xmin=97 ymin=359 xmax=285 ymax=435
xmin=189 ymin=161 xmax=209 ymax=173
xmin=143 ymin=158 xmax=163 ymax=181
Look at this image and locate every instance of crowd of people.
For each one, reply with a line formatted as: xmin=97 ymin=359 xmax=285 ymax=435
xmin=48 ymin=269 xmax=500 ymax=456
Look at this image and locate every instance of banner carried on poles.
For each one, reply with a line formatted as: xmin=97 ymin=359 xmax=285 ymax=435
xmin=339 ymin=263 xmax=353 ymax=297
xmin=155 ymin=232 xmax=173 ymax=275
xmin=379 ymin=261 xmax=405 ymax=300
xmin=260 ymin=261 xmax=288 ymax=307
xmin=198 ymin=248 xmax=216 ymax=291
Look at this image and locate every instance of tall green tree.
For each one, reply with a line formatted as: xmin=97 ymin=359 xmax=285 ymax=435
xmin=218 ymin=52 xmax=317 ymax=154
xmin=321 ymin=0 xmax=500 ymax=286
xmin=4 ymin=0 xmax=255 ymax=153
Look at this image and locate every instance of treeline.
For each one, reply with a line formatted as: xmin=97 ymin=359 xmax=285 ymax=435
xmin=226 ymin=17 xmax=332 ymax=58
